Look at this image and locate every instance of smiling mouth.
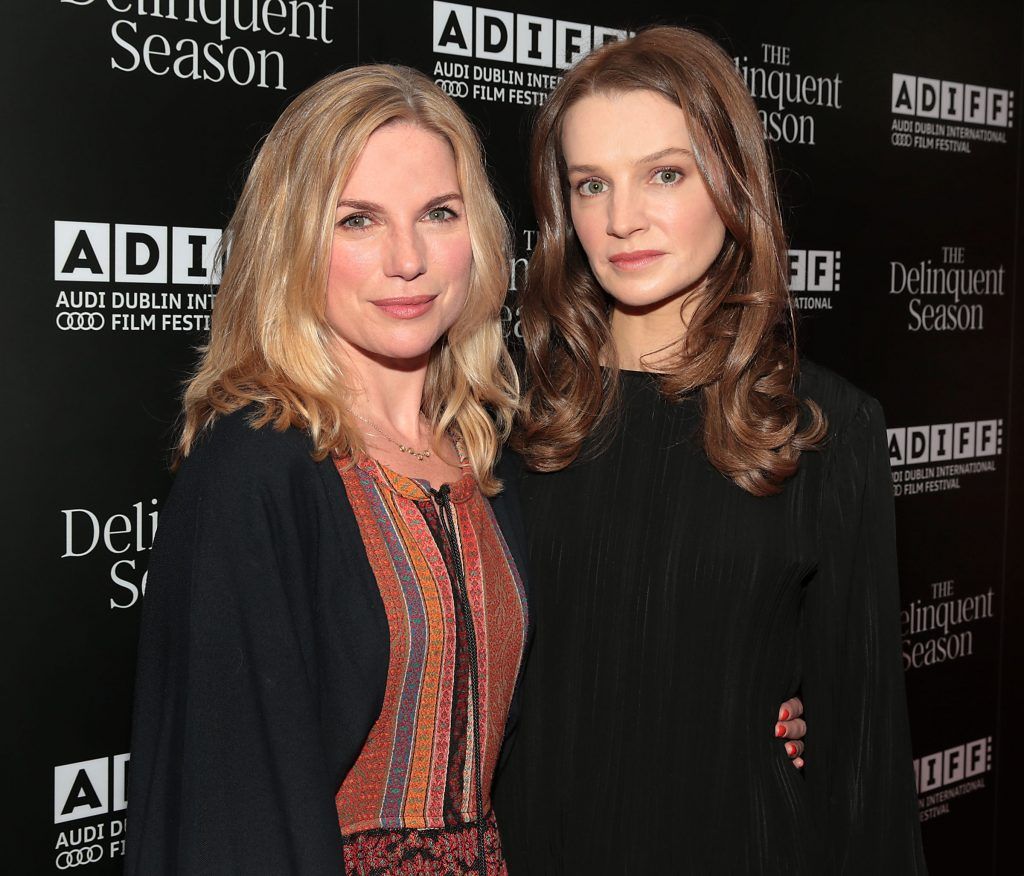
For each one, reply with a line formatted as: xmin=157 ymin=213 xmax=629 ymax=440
xmin=371 ymin=295 xmax=438 ymax=319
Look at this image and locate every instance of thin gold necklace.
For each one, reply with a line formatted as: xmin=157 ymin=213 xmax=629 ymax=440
xmin=352 ymin=411 xmax=432 ymax=461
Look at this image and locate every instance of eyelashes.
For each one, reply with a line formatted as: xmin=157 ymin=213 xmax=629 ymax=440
xmin=339 ymin=213 xmax=372 ymax=229
xmin=336 ymin=203 xmax=461 ymax=230
xmin=652 ymin=168 xmax=682 ymax=186
xmin=572 ymin=167 xmax=685 ymax=197
xmin=424 ymin=205 xmax=459 ymax=222
xmin=576 ymin=178 xmax=609 ymax=197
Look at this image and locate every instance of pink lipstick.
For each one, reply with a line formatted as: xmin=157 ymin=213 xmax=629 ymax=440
xmin=608 ymin=250 xmax=665 ymax=271
xmin=371 ymin=295 xmax=437 ymax=319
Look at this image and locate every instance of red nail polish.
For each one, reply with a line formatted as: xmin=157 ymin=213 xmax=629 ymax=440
xmin=785 ymin=742 xmax=795 ymax=756
xmin=780 ymin=708 xmax=790 ymax=721
xmin=775 ymin=723 xmax=786 ymax=738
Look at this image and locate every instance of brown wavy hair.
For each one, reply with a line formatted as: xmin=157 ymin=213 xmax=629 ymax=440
xmin=512 ymin=26 xmax=825 ymax=496
xmin=177 ymin=65 xmax=518 ymax=495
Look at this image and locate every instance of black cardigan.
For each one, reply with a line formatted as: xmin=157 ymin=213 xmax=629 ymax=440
xmin=125 ymin=408 xmax=532 ymax=875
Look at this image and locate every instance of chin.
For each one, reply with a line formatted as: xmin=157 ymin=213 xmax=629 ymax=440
xmin=600 ymin=269 xmax=709 ymax=312
xmin=369 ymin=328 xmax=447 ymax=362
xmin=602 ymin=282 xmax=681 ymax=311
xmin=370 ymin=341 xmax=439 ymax=364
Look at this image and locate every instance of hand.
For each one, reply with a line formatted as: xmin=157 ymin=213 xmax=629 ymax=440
xmin=774 ymin=697 xmax=806 ymax=769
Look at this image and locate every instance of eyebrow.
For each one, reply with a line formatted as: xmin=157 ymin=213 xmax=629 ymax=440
xmin=336 ymin=192 xmax=464 ymax=212
xmin=567 ymin=147 xmax=694 ymax=175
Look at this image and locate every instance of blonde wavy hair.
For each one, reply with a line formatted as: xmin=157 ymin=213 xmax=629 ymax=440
xmin=177 ymin=65 xmax=518 ymax=494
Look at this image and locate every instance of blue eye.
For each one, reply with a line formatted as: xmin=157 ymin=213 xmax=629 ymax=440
xmin=426 ymin=206 xmax=458 ymax=222
xmin=340 ymin=214 xmax=372 ymax=229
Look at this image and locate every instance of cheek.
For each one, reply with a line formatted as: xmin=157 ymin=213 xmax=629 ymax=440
xmin=434 ymin=234 xmax=473 ymax=295
xmin=327 ymin=239 xmax=375 ymax=307
xmin=662 ymin=197 xmax=725 ymax=254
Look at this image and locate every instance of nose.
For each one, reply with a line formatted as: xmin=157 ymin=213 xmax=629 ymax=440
xmin=605 ymin=187 xmax=647 ymax=239
xmin=383 ymin=225 xmax=427 ymax=281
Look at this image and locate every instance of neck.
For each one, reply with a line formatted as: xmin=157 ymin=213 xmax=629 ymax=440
xmin=609 ymin=288 xmax=702 ymax=371
xmin=338 ymin=343 xmax=431 ymax=440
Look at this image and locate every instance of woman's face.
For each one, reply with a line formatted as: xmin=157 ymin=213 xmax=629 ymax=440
xmin=326 ymin=122 xmax=472 ymax=368
xmin=562 ymin=89 xmax=726 ymax=314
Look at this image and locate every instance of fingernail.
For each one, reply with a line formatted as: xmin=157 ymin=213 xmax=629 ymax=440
xmin=795 ymin=757 xmax=805 ymax=769
xmin=779 ymin=708 xmax=790 ymax=721
xmin=775 ymin=723 xmax=786 ymax=738
xmin=785 ymin=742 xmax=796 ymax=757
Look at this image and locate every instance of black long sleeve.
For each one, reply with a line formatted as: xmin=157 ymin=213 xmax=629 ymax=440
xmin=495 ymin=362 xmax=925 ymax=873
xmin=802 ymin=397 xmax=927 ymax=872
xmin=126 ymin=411 xmax=389 ymax=875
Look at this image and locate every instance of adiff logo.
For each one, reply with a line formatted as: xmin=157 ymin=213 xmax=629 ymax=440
xmin=54 ymin=221 xmax=223 ymax=284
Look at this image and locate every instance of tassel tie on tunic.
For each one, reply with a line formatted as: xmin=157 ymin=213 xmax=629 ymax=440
xmin=335 ymin=454 xmax=528 ymax=876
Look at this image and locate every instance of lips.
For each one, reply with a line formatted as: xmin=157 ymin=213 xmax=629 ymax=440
xmin=608 ymin=250 xmax=666 ymax=270
xmin=371 ymin=295 xmax=438 ymax=319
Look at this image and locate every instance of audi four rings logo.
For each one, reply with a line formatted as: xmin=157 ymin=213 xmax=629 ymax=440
xmin=56 ymin=312 xmax=105 ymax=331
xmin=56 ymin=845 xmax=103 ymax=869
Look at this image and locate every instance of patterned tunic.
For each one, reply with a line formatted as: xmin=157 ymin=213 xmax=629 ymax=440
xmin=335 ymin=454 xmax=528 ymax=876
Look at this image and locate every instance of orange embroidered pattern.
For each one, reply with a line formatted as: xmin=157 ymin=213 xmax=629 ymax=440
xmin=334 ymin=455 xmax=527 ymax=874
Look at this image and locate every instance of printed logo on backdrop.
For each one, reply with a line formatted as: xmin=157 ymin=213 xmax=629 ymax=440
xmin=734 ymin=43 xmax=843 ymax=146
xmin=889 ymin=245 xmax=1006 ymax=332
xmin=914 ymin=737 xmax=992 ymax=822
xmin=501 ymin=228 xmax=535 ymax=340
xmin=903 ymin=578 xmax=995 ymax=671
xmin=891 ymin=73 xmax=1014 ymax=154
xmin=59 ymin=0 xmax=340 ymax=90
xmin=62 ymin=498 xmax=159 ymax=608
xmin=432 ymin=2 xmax=630 ymax=106
xmin=54 ymin=221 xmax=221 ymax=333
xmin=789 ymin=249 xmax=839 ymax=311
xmin=54 ymin=754 xmax=130 ymax=868
xmin=888 ymin=418 xmax=1002 ymax=497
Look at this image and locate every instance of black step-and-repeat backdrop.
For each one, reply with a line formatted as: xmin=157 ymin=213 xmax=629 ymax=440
xmin=3 ymin=1 xmax=1021 ymax=872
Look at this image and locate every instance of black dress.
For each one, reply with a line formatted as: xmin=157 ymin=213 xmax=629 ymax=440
xmin=493 ymin=362 xmax=926 ymax=874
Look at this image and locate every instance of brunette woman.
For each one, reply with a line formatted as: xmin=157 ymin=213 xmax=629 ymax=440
xmin=494 ymin=27 xmax=927 ymax=874
xmin=126 ymin=66 xmax=528 ymax=875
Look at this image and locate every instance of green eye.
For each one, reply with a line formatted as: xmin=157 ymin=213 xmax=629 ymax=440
xmin=427 ymin=207 xmax=456 ymax=221
xmin=578 ymin=179 xmax=607 ymax=196
xmin=655 ymin=169 xmax=682 ymax=185
xmin=342 ymin=214 xmax=371 ymax=229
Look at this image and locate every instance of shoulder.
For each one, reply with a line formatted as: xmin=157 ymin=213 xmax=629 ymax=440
xmin=494 ymin=446 xmax=526 ymax=486
xmin=491 ymin=447 xmax=526 ymax=521
xmin=160 ymin=407 xmax=348 ymax=563
xmin=178 ymin=406 xmax=323 ymax=499
xmin=797 ymin=358 xmax=885 ymax=444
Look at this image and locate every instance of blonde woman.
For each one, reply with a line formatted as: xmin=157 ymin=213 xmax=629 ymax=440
xmin=126 ymin=66 xmax=528 ymax=876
